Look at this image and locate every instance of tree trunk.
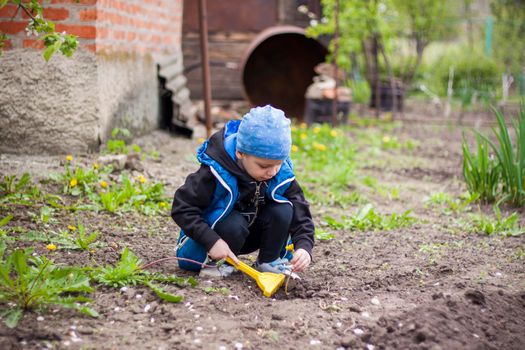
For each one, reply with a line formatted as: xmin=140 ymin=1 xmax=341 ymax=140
xmin=379 ymin=40 xmax=398 ymax=119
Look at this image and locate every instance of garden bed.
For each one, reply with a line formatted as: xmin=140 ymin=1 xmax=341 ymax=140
xmin=0 ymin=118 xmax=524 ymax=350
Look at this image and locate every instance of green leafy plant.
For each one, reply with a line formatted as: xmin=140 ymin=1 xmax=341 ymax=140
xmin=92 ymin=248 xmax=196 ymax=303
xmin=0 ymin=215 xmax=13 ymax=238
xmin=0 ymin=173 xmax=42 ymax=205
xmin=462 ymin=209 xmax=523 ymax=237
xmin=314 ymin=228 xmax=335 ymax=241
xmin=462 ymin=134 xmax=501 ymax=203
xmin=48 ymin=162 xmax=103 ymax=197
xmin=325 ymin=204 xmax=417 ymax=232
xmin=480 ymin=106 xmax=525 ymax=206
xmin=0 ymin=0 xmax=78 ymax=60
xmin=96 ymin=174 xmax=168 ymax=215
xmin=74 ymin=223 xmax=99 ymax=251
xmin=462 ymin=104 xmax=525 ymax=206
xmin=0 ymin=243 xmax=98 ymax=328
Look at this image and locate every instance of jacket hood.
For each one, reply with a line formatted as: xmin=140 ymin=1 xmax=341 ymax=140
xmin=202 ymin=121 xmax=251 ymax=182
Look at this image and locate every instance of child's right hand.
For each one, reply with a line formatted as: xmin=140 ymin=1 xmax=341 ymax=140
xmin=208 ymin=239 xmax=239 ymax=265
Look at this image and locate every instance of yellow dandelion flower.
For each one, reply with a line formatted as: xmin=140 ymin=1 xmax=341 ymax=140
xmin=300 ymin=133 xmax=307 ymax=140
xmin=291 ymin=126 xmax=298 ymax=132
xmin=313 ymin=142 xmax=327 ymax=151
xmin=46 ymin=244 xmax=57 ymax=251
xmin=291 ymin=145 xmax=299 ymax=152
xmin=66 ymin=155 xmax=73 ymax=162
xmin=159 ymin=202 xmax=167 ymax=208
xmin=330 ymin=130 xmax=338 ymax=137
xmin=93 ymin=163 xmax=100 ymax=169
xmin=138 ymin=175 xmax=146 ymax=183
xmin=300 ymin=122 xmax=307 ymax=129
xmin=99 ymin=180 xmax=108 ymax=188
xmin=382 ymin=135 xmax=391 ymax=143
xmin=68 ymin=225 xmax=77 ymax=231
xmin=313 ymin=127 xmax=321 ymax=134
xmin=69 ymin=178 xmax=78 ymax=187
xmin=197 ymin=137 xmax=206 ymax=144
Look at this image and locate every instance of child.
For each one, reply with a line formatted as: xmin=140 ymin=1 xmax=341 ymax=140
xmin=171 ymin=105 xmax=314 ymax=276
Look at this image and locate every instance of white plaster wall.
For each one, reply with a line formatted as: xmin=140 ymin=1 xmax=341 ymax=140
xmin=0 ymin=48 xmax=99 ymax=154
xmin=96 ymin=52 xmax=159 ymax=143
xmin=0 ymin=50 xmax=160 ymax=154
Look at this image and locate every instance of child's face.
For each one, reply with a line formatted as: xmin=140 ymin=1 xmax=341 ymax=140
xmin=236 ymin=151 xmax=283 ymax=182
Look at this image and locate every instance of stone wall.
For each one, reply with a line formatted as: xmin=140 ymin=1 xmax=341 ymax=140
xmin=0 ymin=0 xmax=184 ymax=154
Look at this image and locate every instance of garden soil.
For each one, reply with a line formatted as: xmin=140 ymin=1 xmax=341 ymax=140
xmin=0 ymin=118 xmax=524 ymax=350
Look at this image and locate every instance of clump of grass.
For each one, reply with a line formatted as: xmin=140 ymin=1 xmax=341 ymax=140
xmin=462 ymin=103 xmax=525 ymax=206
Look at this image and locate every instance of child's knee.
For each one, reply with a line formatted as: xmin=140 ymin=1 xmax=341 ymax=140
xmin=268 ymin=203 xmax=293 ymax=223
xmin=176 ymin=238 xmax=207 ymax=271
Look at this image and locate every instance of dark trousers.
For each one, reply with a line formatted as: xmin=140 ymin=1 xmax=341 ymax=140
xmin=214 ymin=202 xmax=293 ymax=263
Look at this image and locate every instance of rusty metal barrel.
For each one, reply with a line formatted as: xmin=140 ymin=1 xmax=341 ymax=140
xmin=241 ymin=26 xmax=328 ymax=120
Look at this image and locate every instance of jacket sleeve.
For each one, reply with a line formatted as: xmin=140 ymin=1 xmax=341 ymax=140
xmin=284 ymin=179 xmax=315 ymax=258
xmin=171 ymin=165 xmax=222 ymax=251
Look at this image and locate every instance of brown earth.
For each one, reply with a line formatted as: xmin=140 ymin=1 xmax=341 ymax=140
xmin=0 ymin=116 xmax=524 ymax=350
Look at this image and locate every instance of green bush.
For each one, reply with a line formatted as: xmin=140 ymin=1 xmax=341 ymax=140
xmin=424 ymin=46 xmax=501 ymax=102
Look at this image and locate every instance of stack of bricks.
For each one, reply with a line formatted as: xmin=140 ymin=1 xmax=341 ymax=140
xmin=0 ymin=0 xmax=183 ymax=55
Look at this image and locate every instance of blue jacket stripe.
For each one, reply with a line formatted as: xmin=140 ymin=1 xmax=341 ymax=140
xmin=271 ymin=176 xmax=295 ymax=206
xmin=209 ymin=166 xmax=234 ymax=229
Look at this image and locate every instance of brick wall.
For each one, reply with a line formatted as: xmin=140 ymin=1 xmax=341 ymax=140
xmin=0 ymin=0 xmax=182 ymax=55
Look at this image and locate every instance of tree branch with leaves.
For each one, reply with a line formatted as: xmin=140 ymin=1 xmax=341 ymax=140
xmin=0 ymin=0 xmax=79 ymax=61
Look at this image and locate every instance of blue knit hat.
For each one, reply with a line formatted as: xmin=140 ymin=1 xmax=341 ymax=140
xmin=237 ymin=105 xmax=291 ymax=160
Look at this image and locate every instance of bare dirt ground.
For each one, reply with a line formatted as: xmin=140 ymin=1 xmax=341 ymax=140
xmin=0 ymin=115 xmax=524 ymax=350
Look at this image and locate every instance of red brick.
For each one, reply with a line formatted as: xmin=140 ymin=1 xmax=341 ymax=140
xmin=97 ymin=27 xmax=108 ymax=39
xmin=55 ymin=24 xmax=96 ymax=39
xmin=43 ymin=8 xmax=69 ymax=21
xmin=0 ymin=4 xmax=19 ymax=18
xmin=0 ymin=21 xmax=27 ymax=34
xmin=127 ymin=32 xmax=136 ymax=41
xmin=50 ymin=0 xmax=97 ymax=5
xmin=79 ymin=9 xmax=97 ymax=21
xmin=23 ymin=39 xmax=45 ymax=49
xmin=84 ymin=43 xmax=96 ymax=52
xmin=22 ymin=8 xmax=69 ymax=21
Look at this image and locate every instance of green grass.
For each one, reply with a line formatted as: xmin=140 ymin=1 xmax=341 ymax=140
xmin=324 ymin=204 xmax=417 ymax=232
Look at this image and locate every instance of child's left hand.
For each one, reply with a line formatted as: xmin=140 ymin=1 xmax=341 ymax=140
xmin=290 ymin=248 xmax=311 ymax=272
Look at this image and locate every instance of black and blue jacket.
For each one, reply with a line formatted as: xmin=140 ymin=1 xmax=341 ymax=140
xmin=171 ymin=120 xmax=315 ymax=264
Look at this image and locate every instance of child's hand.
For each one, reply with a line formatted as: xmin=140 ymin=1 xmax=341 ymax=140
xmin=208 ymin=239 xmax=239 ymax=265
xmin=290 ymin=248 xmax=311 ymax=272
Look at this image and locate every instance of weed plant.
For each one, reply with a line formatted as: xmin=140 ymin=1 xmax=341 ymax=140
xmin=92 ymin=248 xmax=197 ymax=303
xmin=0 ymin=243 xmax=98 ymax=328
xmin=324 ymin=204 xmax=417 ymax=232
xmin=424 ymin=192 xmax=480 ymax=215
xmin=462 ymin=134 xmax=500 ymax=202
xmin=95 ymin=174 xmax=169 ymax=215
xmin=463 ymin=104 xmax=525 ymax=206
xmin=461 ymin=209 xmax=523 ymax=237
xmin=0 ymin=173 xmax=43 ymax=205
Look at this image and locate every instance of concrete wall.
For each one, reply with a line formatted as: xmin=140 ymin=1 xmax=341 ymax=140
xmin=0 ymin=0 xmax=183 ymax=154
xmin=0 ymin=49 xmax=99 ymax=154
